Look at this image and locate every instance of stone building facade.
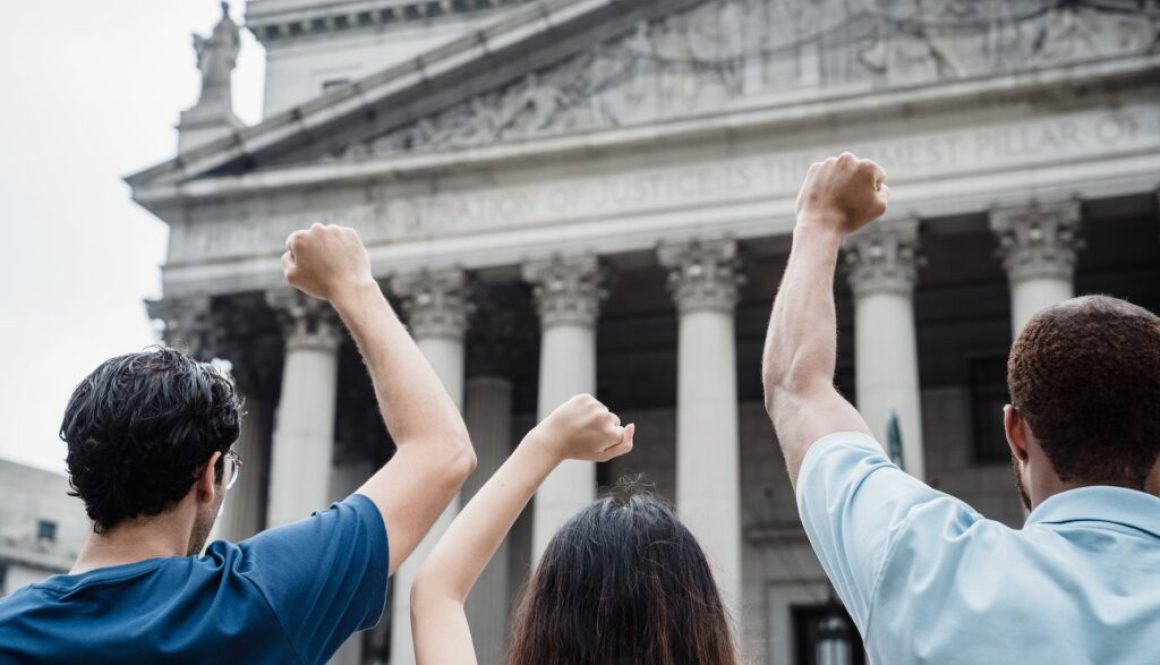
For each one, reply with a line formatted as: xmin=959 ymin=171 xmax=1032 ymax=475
xmin=0 ymin=461 xmax=88 ymax=599
xmin=128 ymin=1 xmax=1160 ymax=664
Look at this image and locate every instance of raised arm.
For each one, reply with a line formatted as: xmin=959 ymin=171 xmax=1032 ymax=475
xmin=282 ymin=223 xmax=476 ymax=574
xmin=410 ymin=394 xmax=634 ymax=665
xmin=762 ymin=154 xmax=887 ymax=488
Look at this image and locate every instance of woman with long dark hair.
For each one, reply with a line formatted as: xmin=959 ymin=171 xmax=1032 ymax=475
xmin=411 ymin=393 xmax=739 ymax=665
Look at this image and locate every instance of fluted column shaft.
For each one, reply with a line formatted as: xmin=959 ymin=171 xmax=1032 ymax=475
xmin=388 ymin=269 xmax=469 ymax=665
xmin=844 ymin=220 xmax=926 ymax=480
xmin=659 ymin=238 xmax=743 ymax=619
xmin=523 ymin=255 xmax=604 ymax=561
xmin=265 ymin=291 xmax=343 ymax=528
xmin=990 ymin=200 xmax=1082 ymax=335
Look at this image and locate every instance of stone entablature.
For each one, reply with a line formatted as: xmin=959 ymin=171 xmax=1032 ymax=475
xmin=160 ymin=83 xmax=1160 ymax=276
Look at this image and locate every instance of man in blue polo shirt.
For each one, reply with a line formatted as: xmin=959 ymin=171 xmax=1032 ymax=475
xmin=762 ymin=153 xmax=1160 ymax=664
xmin=0 ymin=224 xmax=477 ymax=664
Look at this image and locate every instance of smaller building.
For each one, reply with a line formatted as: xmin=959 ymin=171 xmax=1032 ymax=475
xmin=0 ymin=460 xmax=88 ymax=597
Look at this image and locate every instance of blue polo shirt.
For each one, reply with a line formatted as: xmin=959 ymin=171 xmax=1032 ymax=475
xmin=0 ymin=493 xmax=388 ymax=665
xmin=797 ymin=432 xmax=1160 ymax=665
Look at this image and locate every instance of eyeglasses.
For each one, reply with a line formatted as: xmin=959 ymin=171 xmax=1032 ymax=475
xmin=223 ymin=450 xmax=244 ymax=490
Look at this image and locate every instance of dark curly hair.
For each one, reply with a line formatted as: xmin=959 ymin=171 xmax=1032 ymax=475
xmin=1008 ymin=295 xmax=1160 ymax=489
xmin=508 ymin=479 xmax=737 ymax=665
xmin=60 ymin=347 xmax=242 ymax=533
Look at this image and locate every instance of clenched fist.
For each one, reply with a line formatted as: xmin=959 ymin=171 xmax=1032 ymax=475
xmin=281 ymin=223 xmax=375 ymax=303
xmin=796 ymin=152 xmax=889 ymax=235
xmin=530 ymin=394 xmax=635 ymax=463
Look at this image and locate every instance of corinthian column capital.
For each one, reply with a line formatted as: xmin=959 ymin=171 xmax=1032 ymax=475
xmin=146 ymin=295 xmax=215 ymax=360
xmin=391 ymin=268 xmax=470 ymax=341
xmin=843 ymin=219 xmax=922 ymax=297
xmin=658 ymin=238 xmax=743 ymax=314
xmin=989 ymin=200 xmax=1083 ymax=283
xmin=265 ymin=289 xmax=343 ymax=352
xmin=522 ymin=254 xmax=606 ymax=328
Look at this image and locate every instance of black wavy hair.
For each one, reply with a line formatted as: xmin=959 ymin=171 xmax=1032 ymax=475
xmin=509 ymin=479 xmax=737 ymax=665
xmin=60 ymin=347 xmax=241 ymax=533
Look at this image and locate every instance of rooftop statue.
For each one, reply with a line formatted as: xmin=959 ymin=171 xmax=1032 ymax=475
xmin=192 ymin=2 xmax=240 ymax=115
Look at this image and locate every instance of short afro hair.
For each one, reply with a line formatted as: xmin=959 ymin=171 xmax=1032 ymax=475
xmin=61 ymin=347 xmax=241 ymax=533
xmin=1008 ymin=295 xmax=1160 ymax=489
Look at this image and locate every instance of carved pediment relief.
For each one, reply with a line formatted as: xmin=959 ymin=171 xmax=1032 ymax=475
xmin=332 ymin=0 xmax=1157 ymax=161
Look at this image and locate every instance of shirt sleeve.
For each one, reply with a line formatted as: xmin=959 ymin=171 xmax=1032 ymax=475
xmin=795 ymin=432 xmax=982 ymax=634
xmin=237 ymin=494 xmax=389 ymax=665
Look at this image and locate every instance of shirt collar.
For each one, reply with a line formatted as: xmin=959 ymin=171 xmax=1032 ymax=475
xmin=1027 ymin=485 xmax=1160 ymax=538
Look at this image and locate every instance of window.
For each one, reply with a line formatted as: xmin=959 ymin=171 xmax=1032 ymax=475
xmin=36 ymin=520 xmax=57 ymax=543
xmin=969 ymin=355 xmax=1010 ymax=463
xmin=792 ymin=602 xmax=865 ymax=665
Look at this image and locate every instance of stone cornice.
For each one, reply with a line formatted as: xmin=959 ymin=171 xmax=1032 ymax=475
xmin=390 ymin=268 xmax=469 ymax=341
xmin=522 ymin=254 xmax=605 ymax=328
xmin=989 ymin=200 xmax=1083 ymax=283
xmin=246 ymin=0 xmax=535 ymax=43
xmin=843 ymin=219 xmax=922 ymax=298
xmin=658 ymin=238 xmax=742 ymax=314
xmin=265 ymin=289 xmax=343 ymax=351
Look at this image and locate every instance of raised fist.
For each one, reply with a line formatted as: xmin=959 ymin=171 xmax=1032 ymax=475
xmin=530 ymin=394 xmax=634 ymax=463
xmin=281 ymin=223 xmax=375 ymax=303
xmin=795 ymin=153 xmax=889 ymax=235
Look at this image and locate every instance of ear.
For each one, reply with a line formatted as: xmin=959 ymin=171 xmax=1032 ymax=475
xmin=1004 ymin=404 xmax=1028 ymax=463
xmin=195 ymin=451 xmax=223 ymax=506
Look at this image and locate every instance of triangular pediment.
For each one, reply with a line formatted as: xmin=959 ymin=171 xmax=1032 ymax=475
xmin=127 ymin=0 xmax=1159 ymax=193
xmin=341 ymin=0 xmax=1159 ymax=161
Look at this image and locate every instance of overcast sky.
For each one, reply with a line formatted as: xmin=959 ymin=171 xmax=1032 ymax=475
xmin=0 ymin=1 xmax=264 ymax=473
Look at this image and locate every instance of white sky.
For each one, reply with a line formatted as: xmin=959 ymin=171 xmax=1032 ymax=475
xmin=0 ymin=1 xmax=265 ymax=473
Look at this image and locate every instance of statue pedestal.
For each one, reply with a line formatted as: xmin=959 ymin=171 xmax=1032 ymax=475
xmin=177 ymin=107 xmax=243 ymax=153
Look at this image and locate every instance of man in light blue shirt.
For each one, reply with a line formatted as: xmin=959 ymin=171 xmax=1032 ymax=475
xmin=762 ymin=153 xmax=1160 ymax=664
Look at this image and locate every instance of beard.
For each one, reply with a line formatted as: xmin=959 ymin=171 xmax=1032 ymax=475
xmin=187 ymin=492 xmax=225 ymax=556
xmin=1010 ymin=455 xmax=1032 ymax=512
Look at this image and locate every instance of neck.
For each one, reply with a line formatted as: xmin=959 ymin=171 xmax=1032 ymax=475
xmin=71 ymin=506 xmax=194 ymax=575
xmin=1145 ymin=462 xmax=1160 ymax=497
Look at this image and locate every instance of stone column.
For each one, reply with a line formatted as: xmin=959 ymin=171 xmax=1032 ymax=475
xmin=463 ymin=376 xmax=514 ymax=665
xmin=214 ymin=397 xmax=269 ymax=541
xmin=658 ymin=238 xmax=743 ymax=618
xmin=388 ymin=269 xmax=469 ymax=665
xmin=264 ymin=291 xmax=343 ymax=528
xmin=844 ymin=220 xmax=926 ymax=480
xmin=522 ymin=255 xmax=604 ymax=560
xmin=990 ymin=200 xmax=1083 ymax=336
xmin=461 ymin=289 xmax=521 ymax=665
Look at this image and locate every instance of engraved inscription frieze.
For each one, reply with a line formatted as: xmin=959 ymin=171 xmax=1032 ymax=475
xmin=173 ymin=104 xmax=1160 ymax=263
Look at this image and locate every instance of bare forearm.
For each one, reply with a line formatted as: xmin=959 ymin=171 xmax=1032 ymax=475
xmin=414 ymin=435 xmax=557 ymax=605
xmin=332 ymin=281 xmax=470 ymax=450
xmin=763 ymin=223 xmax=843 ymax=400
xmin=763 ymin=222 xmax=870 ymax=485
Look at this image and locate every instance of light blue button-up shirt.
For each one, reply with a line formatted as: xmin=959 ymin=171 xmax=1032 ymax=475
xmin=797 ymin=432 xmax=1160 ymax=665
